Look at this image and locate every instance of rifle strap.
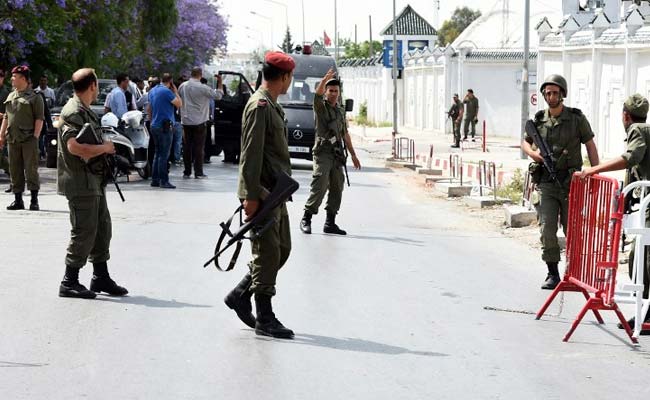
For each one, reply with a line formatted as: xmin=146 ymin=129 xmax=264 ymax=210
xmin=213 ymin=206 xmax=245 ymax=272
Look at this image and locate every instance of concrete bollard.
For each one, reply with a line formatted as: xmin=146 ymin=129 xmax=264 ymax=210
xmin=504 ymin=205 xmax=537 ymax=228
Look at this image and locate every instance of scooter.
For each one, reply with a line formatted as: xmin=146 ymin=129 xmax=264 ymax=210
xmin=101 ymin=111 xmax=151 ymax=179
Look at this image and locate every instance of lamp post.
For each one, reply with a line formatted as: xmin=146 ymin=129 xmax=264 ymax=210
xmin=392 ymin=0 xmax=398 ymax=155
xmin=250 ymin=11 xmax=274 ymax=50
xmin=520 ymin=0 xmax=530 ymax=159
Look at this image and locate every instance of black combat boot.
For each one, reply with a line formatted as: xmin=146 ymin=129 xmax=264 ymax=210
xmin=29 ymin=190 xmax=39 ymax=211
xmin=618 ymin=308 xmax=650 ymax=334
xmin=7 ymin=192 xmax=24 ymax=210
xmin=541 ymin=262 xmax=561 ymax=290
xmin=89 ymin=262 xmax=128 ymax=296
xmin=300 ymin=211 xmax=312 ymax=234
xmin=59 ymin=265 xmax=96 ymax=299
xmin=224 ymin=273 xmax=256 ymax=328
xmin=254 ymin=294 xmax=294 ymax=339
xmin=323 ymin=213 xmax=346 ymax=235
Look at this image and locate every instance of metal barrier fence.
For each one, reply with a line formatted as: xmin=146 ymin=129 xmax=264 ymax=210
xmin=521 ymin=170 xmax=536 ymax=210
xmin=477 ymin=160 xmax=497 ymax=199
xmin=449 ymin=154 xmax=463 ymax=186
xmin=394 ymin=137 xmax=415 ymax=164
xmin=460 ymin=120 xmax=487 ymax=153
xmin=536 ymin=174 xmax=636 ymax=343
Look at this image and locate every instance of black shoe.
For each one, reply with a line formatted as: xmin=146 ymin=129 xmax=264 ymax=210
xmin=59 ymin=281 xmax=96 ymax=299
xmin=254 ymin=294 xmax=294 ymax=339
xmin=89 ymin=276 xmax=128 ymax=296
xmin=160 ymin=182 xmax=176 ymax=189
xmin=324 ymin=213 xmax=346 ymax=235
xmin=618 ymin=315 xmax=650 ymax=335
xmin=224 ymin=274 xmax=256 ymax=329
xmin=300 ymin=213 xmax=312 ymax=234
xmin=7 ymin=201 xmax=24 ymax=210
xmin=29 ymin=202 xmax=39 ymax=211
xmin=450 ymin=144 xmax=460 ymax=148
xmin=195 ymin=174 xmax=208 ymax=179
xmin=541 ymin=274 xmax=560 ymax=290
xmin=183 ymin=174 xmax=191 ymax=179
xmin=4 ymin=185 xmax=12 ymax=193
xmin=472 ymin=138 xmax=476 ymax=142
xmin=151 ymin=181 xmax=160 ymax=187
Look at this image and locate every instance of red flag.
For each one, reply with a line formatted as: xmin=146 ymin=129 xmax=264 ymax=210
xmin=323 ymin=31 xmax=331 ymax=46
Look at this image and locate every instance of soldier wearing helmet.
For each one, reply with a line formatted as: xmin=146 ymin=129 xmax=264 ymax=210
xmin=521 ymin=74 xmax=600 ymax=290
xmin=579 ymin=93 xmax=650 ymax=333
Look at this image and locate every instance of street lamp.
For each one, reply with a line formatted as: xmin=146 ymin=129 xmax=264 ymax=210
xmin=250 ymin=11 xmax=275 ymax=50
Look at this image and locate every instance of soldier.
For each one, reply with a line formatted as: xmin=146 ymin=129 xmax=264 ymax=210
xmin=463 ymin=89 xmax=479 ymax=141
xmin=448 ymin=93 xmax=464 ymax=148
xmin=579 ymin=94 xmax=650 ymax=333
xmin=223 ymin=52 xmax=295 ymax=339
xmin=0 ymin=65 xmax=44 ymax=210
xmin=299 ymin=69 xmax=361 ymax=235
xmin=0 ymin=68 xmax=10 ymax=180
xmin=521 ymin=74 xmax=600 ymax=290
xmin=57 ymin=68 xmax=128 ymax=299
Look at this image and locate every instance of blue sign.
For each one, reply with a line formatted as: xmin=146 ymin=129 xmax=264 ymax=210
xmin=383 ymin=40 xmax=403 ymax=69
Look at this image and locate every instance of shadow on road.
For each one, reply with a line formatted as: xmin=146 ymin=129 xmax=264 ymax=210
xmin=95 ymin=295 xmax=212 ymax=309
xmin=0 ymin=361 xmax=48 ymax=368
xmin=317 ymin=233 xmax=425 ymax=246
xmin=260 ymin=333 xmax=448 ymax=357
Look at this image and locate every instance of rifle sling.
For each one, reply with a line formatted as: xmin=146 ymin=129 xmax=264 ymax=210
xmin=212 ymin=206 xmax=245 ymax=272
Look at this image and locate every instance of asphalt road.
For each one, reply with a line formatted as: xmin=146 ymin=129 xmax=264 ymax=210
xmin=0 ymin=151 xmax=649 ymax=399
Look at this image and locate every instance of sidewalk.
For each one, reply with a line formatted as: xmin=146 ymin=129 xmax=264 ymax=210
xmin=349 ymin=123 xmax=531 ymax=185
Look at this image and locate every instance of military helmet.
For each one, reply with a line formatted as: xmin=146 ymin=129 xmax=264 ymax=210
xmin=540 ymin=74 xmax=568 ymax=97
xmin=624 ymin=94 xmax=649 ymax=119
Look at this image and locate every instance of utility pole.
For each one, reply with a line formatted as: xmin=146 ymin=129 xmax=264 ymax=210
xmin=392 ymin=0 xmax=398 ymax=154
xmin=520 ymin=0 xmax=530 ymax=159
xmin=302 ymin=0 xmax=306 ymax=44
xmin=334 ymin=0 xmax=338 ymax=62
xmin=369 ymin=15 xmax=373 ymax=57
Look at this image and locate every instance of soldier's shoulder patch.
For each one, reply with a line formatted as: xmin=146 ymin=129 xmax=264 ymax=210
xmin=257 ymin=99 xmax=268 ymax=108
xmin=569 ymin=107 xmax=583 ymax=115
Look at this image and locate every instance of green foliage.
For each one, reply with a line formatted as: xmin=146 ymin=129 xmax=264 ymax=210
xmin=343 ymin=40 xmax=382 ymax=59
xmin=495 ymin=168 xmax=525 ymax=203
xmin=436 ymin=7 xmax=481 ymax=47
xmin=281 ymin=27 xmax=294 ymax=53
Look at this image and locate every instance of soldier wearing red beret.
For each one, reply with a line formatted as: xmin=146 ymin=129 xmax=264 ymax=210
xmin=223 ymin=51 xmax=296 ymax=339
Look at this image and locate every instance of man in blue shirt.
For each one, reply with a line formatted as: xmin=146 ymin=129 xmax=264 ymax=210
xmin=107 ymin=73 xmax=130 ymax=119
xmin=147 ymin=73 xmax=182 ymax=189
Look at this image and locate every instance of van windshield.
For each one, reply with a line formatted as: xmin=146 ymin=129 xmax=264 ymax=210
xmin=279 ymin=76 xmax=321 ymax=105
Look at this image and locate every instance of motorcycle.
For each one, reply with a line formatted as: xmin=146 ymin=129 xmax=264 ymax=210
xmin=100 ymin=111 xmax=151 ymax=179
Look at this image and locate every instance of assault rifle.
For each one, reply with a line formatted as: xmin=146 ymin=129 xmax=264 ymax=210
xmin=76 ymin=123 xmax=125 ymax=202
xmin=339 ymin=140 xmax=350 ymax=187
xmin=525 ymin=119 xmax=560 ymax=186
xmin=204 ymin=171 xmax=299 ymax=271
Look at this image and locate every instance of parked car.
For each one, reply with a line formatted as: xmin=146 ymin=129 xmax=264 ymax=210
xmin=45 ymin=79 xmax=117 ymax=168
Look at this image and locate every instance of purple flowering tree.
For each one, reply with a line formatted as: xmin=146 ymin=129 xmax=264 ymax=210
xmin=0 ymin=0 xmax=228 ymax=83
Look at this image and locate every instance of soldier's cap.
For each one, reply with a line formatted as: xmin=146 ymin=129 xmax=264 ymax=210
xmin=11 ymin=65 xmax=30 ymax=78
xmin=624 ymin=94 xmax=649 ymax=119
xmin=325 ymin=78 xmax=340 ymax=87
xmin=264 ymin=51 xmax=295 ymax=73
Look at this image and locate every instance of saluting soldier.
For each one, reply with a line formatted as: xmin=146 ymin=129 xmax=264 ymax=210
xmin=224 ymin=52 xmax=295 ymax=339
xmin=0 ymin=65 xmax=44 ymax=211
xmin=522 ymin=74 xmax=600 ymax=290
xmin=299 ymin=69 xmax=361 ymax=235
xmin=579 ymin=94 xmax=650 ymax=333
xmin=462 ymin=89 xmax=479 ymax=141
xmin=57 ymin=68 xmax=127 ymax=299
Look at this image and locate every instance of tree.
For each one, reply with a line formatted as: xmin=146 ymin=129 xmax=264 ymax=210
xmin=436 ymin=7 xmax=481 ymax=47
xmin=342 ymin=40 xmax=382 ymax=59
xmin=0 ymin=0 xmax=227 ymax=83
xmin=281 ymin=27 xmax=294 ymax=53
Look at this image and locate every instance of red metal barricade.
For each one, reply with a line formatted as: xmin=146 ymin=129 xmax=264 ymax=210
xmin=536 ymin=174 xmax=637 ymax=343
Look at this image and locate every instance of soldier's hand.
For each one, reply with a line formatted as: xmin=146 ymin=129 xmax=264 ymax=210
xmin=351 ymin=154 xmax=361 ymax=169
xmin=530 ymin=151 xmax=544 ymax=164
xmin=578 ymin=168 xmax=595 ymax=180
xmin=243 ymin=199 xmax=259 ymax=221
xmin=104 ymin=140 xmax=116 ymax=155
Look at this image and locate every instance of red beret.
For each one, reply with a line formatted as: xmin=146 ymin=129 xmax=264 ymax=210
xmin=11 ymin=65 xmax=30 ymax=78
xmin=264 ymin=51 xmax=295 ymax=72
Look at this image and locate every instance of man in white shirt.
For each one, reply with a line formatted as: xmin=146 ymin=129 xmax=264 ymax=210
xmin=35 ymin=75 xmax=55 ymax=105
xmin=177 ymin=67 xmax=223 ymax=178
